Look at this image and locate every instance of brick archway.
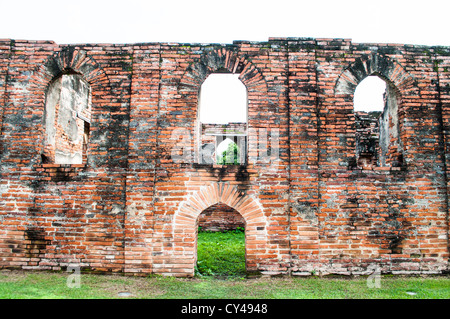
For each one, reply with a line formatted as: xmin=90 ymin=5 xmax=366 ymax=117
xmin=177 ymin=47 xmax=269 ymax=165
xmin=29 ymin=47 xmax=114 ymax=167
xmin=172 ymin=182 xmax=267 ymax=276
xmin=179 ymin=47 xmax=267 ymax=92
xmin=30 ymin=47 xmax=110 ymax=93
xmin=334 ymin=52 xmax=416 ymax=96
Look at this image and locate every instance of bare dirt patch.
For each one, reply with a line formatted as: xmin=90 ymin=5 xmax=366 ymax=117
xmin=0 ymin=269 xmax=29 ymax=282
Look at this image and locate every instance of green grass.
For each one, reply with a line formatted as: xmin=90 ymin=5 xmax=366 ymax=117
xmin=196 ymin=228 xmax=246 ymax=277
xmin=0 ymin=270 xmax=449 ymax=299
xmin=0 ymin=232 xmax=449 ymax=299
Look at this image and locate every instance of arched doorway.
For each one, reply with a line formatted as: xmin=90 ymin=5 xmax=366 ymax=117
xmin=196 ymin=203 xmax=246 ymax=277
xmin=172 ymin=183 xmax=267 ymax=277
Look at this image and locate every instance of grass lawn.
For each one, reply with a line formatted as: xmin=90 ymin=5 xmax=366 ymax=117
xmin=0 ymin=230 xmax=449 ymax=299
xmin=196 ymin=228 xmax=246 ymax=277
xmin=0 ymin=270 xmax=449 ymax=299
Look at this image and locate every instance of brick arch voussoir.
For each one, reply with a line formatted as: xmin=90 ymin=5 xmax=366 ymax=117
xmin=173 ymin=183 xmax=265 ymax=232
xmin=30 ymin=47 xmax=110 ymax=94
xmin=335 ymin=53 xmax=415 ymax=97
xmin=178 ymin=48 xmax=267 ymax=93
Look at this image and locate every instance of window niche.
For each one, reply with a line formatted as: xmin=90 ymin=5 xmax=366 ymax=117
xmin=354 ymin=75 xmax=403 ymax=169
xmin=197 ymin=73 xmax=248 ymax=165
xmin=42 ymin=73 xmax=92 ymax=165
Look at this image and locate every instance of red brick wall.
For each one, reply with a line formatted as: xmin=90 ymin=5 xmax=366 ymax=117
xmin=0 ymin=38 xmax=448 ymax=277
xmin=198 ymin=203 xmax=245 ymax=231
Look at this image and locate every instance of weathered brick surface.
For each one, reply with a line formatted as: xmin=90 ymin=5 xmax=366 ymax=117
xmin=0 ymin=37 xmax=449 ymax=276
xmin=198 ymin=203 xmax=245 ymax=231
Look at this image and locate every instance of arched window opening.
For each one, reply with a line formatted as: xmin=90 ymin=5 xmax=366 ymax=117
xmin=196 ymin=203 xmax=246 ymax=277
xmin=353 ymin=75 xmax=402 ymax=168
xmin=43 ymin=73 xmax=91 ymax=165
xmin=198 ymin=73 xmax=247 ymax=165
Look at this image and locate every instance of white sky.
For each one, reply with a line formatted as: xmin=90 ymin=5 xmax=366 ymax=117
xmin=354 ymin=76 xmax=387 ymax=112
xmin=1 ymin=0 xmax=448 ymax=119
xmin=1 ymin=0 xmax=448 ymax=46
xmin=200 ymin=74 xmax=247 ymax=123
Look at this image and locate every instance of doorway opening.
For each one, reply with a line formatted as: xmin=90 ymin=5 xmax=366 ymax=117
xmin=195 ymin=203 xmax=246 ymax=277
